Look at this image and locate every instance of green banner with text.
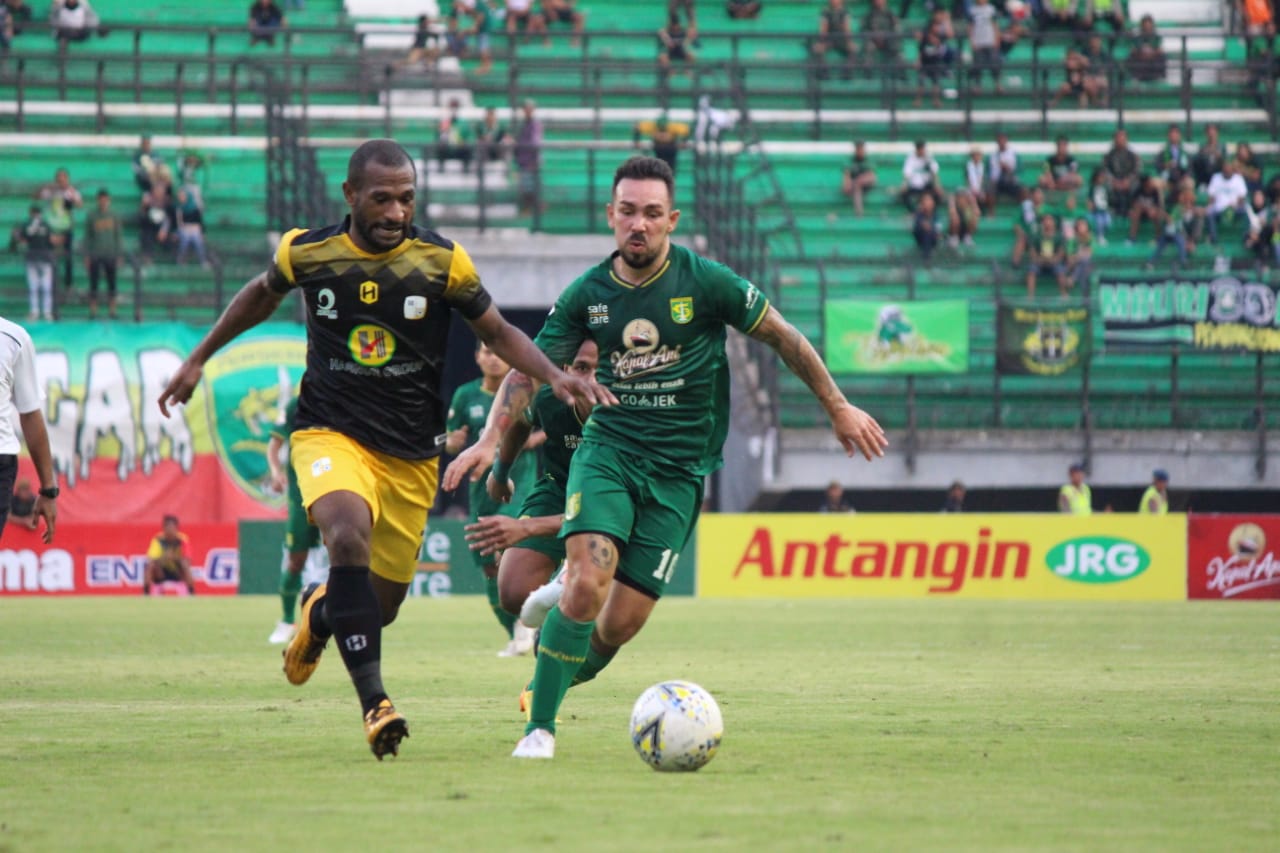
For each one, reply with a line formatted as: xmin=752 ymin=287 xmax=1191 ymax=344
xmin=824 ymin=300 xmax=969 ymax=374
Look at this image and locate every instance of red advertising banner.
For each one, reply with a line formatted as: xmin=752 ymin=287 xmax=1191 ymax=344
xmin=1187 ymin=514 xmax=1280 ymax=600
xmin=0 ymin=523 xmax=239 ymax=596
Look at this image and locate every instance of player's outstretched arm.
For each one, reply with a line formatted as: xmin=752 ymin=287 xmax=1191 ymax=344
xmin=465 ymin=512 xmax=563 ymax=556
xmin=749 ymin=305 xmax=889 ymax=461
xmin=467 ymin=305 xmax=616 ymax=410
xmin=487 ymin=406 xmax=535 ymax=504
xmin=441 ymin=367 xmax=538 ymax=492
xmin=158 ymin=273 xmax=285 ymax=416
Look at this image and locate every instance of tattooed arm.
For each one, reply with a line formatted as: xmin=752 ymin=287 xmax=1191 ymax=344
xmin=748 ymin=305 xmax=889 ymax=461
xmin=441 ymin=369 xmax=539 ymax=491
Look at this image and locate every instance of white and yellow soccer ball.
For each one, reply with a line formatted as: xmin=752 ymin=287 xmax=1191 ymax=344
xmin=629 ymin=680 xmax=723 ymax=772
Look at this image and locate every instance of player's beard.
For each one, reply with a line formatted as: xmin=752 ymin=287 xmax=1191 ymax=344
xmin=618 ymin=235 xmax=663 ymax=271
xmin=354 ymin=212 xmax=409 ymax=253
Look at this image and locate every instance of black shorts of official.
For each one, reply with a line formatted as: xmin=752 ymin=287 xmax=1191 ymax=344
xmin=0 ymin=454 xmax=18 ymax=534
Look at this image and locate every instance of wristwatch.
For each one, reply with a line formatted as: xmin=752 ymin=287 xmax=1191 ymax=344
xmin=38 ymin=486 xmax=59 ymax=499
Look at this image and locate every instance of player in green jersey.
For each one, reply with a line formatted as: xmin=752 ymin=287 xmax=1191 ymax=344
xmin=446 ymin=342 xmax=542 ymax=656
xmin=452 ymin=156 xmax=888 ymax=759
xmin=265 ymin=395 xmax=323 ymax=645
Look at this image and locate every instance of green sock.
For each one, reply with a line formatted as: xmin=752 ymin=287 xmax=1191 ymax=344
xmin=486 ymin=574 xmax=516 ymax=638
xmin=526 ymin=607 xmax=593 ymax=736
xmin=570 ymin=638 xmax=618 ymax=687
xmin=279 ymin=570 xmax=303 ymax=623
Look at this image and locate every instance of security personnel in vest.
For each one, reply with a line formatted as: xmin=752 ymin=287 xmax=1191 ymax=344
xmin=1058 ymin=462 xmax=1092 ymax=515
xmin=1139 ymin=469 xmax=1169 ymax=514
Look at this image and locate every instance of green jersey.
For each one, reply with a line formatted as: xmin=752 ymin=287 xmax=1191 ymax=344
xmin=528 ymin=384 xmax=584 ymax=487
xmin=535 ymin=243 xmax=770 ymax=475
xmin=447 ymin=378 xmax=537 ymax=515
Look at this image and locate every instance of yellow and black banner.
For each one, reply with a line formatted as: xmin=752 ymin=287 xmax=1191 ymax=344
xmin=996 ymin=303 xmax=1091 ymax=376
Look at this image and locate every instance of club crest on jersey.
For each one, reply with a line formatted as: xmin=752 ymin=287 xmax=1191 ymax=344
xmin=612 ymin=318 xmax=681 ymax=380
xmin=348 ymin=324 xmax=396 ymax=367
xmin=359 ymin=281 xmax=379 ymax=304
xmin=670 ymin=297 xmax=694 ymax=324
xmin=404 ymin=295 xmax=427 ymax=320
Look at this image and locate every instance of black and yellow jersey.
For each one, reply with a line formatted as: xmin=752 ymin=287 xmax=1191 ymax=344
xmin=267 ymin=217 xmax=492 ymax=459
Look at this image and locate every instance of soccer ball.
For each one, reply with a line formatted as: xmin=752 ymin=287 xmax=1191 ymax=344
xmin=629 ymin=680 xmax=723 ymax=772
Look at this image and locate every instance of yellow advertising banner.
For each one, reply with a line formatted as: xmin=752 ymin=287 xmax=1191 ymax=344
xmin=697 ymin=514 xmax=1186 ymax=601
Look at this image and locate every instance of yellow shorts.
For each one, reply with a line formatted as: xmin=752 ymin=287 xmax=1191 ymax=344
xmin=289 ymin=428 xmax=439 ymax=585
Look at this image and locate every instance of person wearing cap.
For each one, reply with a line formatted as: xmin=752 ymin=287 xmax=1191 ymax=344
xmin=1139 ymin=469 xmax=1169 ymax=514
xmin=1058 ymin=462 xmax=1092 ymax=514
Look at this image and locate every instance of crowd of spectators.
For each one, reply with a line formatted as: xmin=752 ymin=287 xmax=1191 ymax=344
xmin=864 ymin=117 xmax=1278 ymax=288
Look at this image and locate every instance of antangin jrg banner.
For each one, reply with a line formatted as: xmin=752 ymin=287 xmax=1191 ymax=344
xmin=1098 ymin=275 xmax=1280 ymax=351
xmin=996 ymin=303 xmax=1091 ymax=376
xmin=823 ymin=300 xmax=969 ymax=374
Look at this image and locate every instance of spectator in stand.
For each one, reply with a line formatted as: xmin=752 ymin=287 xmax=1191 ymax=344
xmin=248 ymin=0 xmax=286 ymax=47
xmin=436 ymin=98 xmax=473 ymax=172
xmin=1153 ymin=124 xmax=1190 ymax=196
xmin=634 ymin=114 xmax=691 ymax=175
xmin=513 ymin=98 xmax=543 ymax=215
xmin=132 ymin=135 xmax=161 ymax=192
xmin=138 ymin=165 xmax=174 ymax=264
xmin=1026 ymin=213 xmax=1067 ymax=298
xmin=1243 ymin=188 xmax=1274 ymax=269
xmin=505 ymin=0 xmax=540 ymax=40
xmin=901 ymin=139 xmax=943 ymax=211
xmin=463 ymin=1 xmax=495 ymax=75
xmin=915 ymin=10 xmax=956 ymax=107
xmin=986 ymin=132 xmax=1022 ymax=210
xmin=1083 ymin=0 xmax=1127 ymax=32
xmin=1039 ymin=0 xmax=1081 ymax=32
xmin=144 ymin=514 xmax=195 ymax=595
xmin=657 ymin=13 xmax=696 ymax=76
xmin=1206 ymin=160 xmax=1249 ymax=246
xmin=1191 ymin=123 xmax=1224 ymax=190
xmin=4 ymin=0 xmax=32 ymax=36
xmin=1064 ymin=217 xmax=1094 ymax=294
xmin=1232 ymin=141 xmax=1264 ymax=194
xmin=912 ymin=192 xmax=942 ymax=260
xmin=1039 ymin=135 xmax=1083 ymax=192
xmin=178 ymin=150 xmax=207 ymax=209
xmin=83 ymin=189 xmax=122 ymax=319
xmin=1087 ymin=169 xmax=1112 ymax=244
xmin=1011 ymin=185 xmax=1048 ymax=265
xmin=726 ymin=0 xmax=761 ymax=20
xmin=50 ymin=0 xmax=101 ymax=44
xmin=1101 ymin=128 xmax=1141 ymax=216
xmin=1148 ymin=184 xmax=1200 ymax=270
xmin=8 ymin=478 xmax=36 ymax=530
xmin=12 ymin=204 xmax=57 ymax=322
xmin=540 ymin=0 xmax=584 ymax=46
xmin=1049 ymin=35 xmax=1110 ymax=108
xmin=174 ymin=187 xmax=208 ymax=268
xmin=942 ymin=480 xmax=965 ymax=512
xmin=967 ymin=0 xmax=1003 ymax=94
xmin=949 ymin=188 xmax=981 ymax=247
xmin=473 ymin=106 xmax=509 ymax=164
xmin=667 ymin=0 xmax=696 ymax=30
xmin=1125 ymin=14 xmax=1165 ymax=82
xmin=35 ymin=167 xmax=81 ymax=292
xmin=813 ymin=0 xmax=856 ymax=81
xmin=841 ymin=140 xmax=877 ymax=217
xmin=1126 ymin=174 xmax=1164 ymax=245
xmin=965 ymin=146 xmax=992 ymax=213
xmin=0 ymin=3 xmax=12 ymax=76
xmin=404 ymin=14 xmax=440 ymax=68
xmin=861 ymin=0 xmax=900 ymax=67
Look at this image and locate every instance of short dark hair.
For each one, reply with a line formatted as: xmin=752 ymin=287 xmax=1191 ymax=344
xmin=612 ymin=155 xmax=675 ymax=201
xmin=163 ymin=514 xmax=179 ymax=525
xmin=97 ymin=188 xmax=110 ymax=198
xmin=347 ymin=139 xmax=415 ymax=188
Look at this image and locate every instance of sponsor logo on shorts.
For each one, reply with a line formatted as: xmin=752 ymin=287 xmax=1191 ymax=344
xmin=565 ymin=492 xmax=581 ymax=521
xmin=359 ymin=281 xmax=379 ymax=304
xmin=1046 ymin=537 xmax=1150 ymax=583
xmin=404 ymin=295 xmax=427 ymax=320
xmin=348 ymin=324 xmax=396 ymax=367
xmin=311 ymin=456 xmax=332 ymax=477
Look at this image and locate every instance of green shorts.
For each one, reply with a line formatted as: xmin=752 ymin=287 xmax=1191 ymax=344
xmin=561 ymin=441 xmax=702 ymax=599
xmin=514 ymin=476 xmax=567 ymax=564
xmin=284 ymin=469 xmax=320 ymax=553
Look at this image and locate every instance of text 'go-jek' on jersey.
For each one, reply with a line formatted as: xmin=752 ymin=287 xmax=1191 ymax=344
xmin=534 ymin=243 xmax=769 ymax=475
xmin=267 ymin=217 xmax=493 ymax=460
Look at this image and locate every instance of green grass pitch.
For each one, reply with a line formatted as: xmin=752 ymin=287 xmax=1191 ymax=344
xmin=0 ymin=596 xmax=1276 ymax=851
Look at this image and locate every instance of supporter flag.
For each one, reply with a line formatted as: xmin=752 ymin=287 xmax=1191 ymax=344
xmin=823 ymin=299 xmax=969 ymax=374
xmin=996 ymin=303 xmax=1091 ymax=376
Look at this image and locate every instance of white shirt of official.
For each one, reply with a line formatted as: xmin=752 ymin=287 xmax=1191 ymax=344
xmin=0 ymin=317 xmax=46 ymax=455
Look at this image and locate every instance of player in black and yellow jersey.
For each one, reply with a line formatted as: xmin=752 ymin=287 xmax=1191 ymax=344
xmin=157 ymin=139 xmax=612 ymax=760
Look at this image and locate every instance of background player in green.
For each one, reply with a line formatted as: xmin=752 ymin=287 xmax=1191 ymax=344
xmin=446 ymin=341 xmax=542 ymax=656
xmin=459 ymin=156 xmax=889 ymax=759
xmin=265 ymin=395 xmax=323 ymax=645
xmin=451 ymin=340 xmax=598 ymax=673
